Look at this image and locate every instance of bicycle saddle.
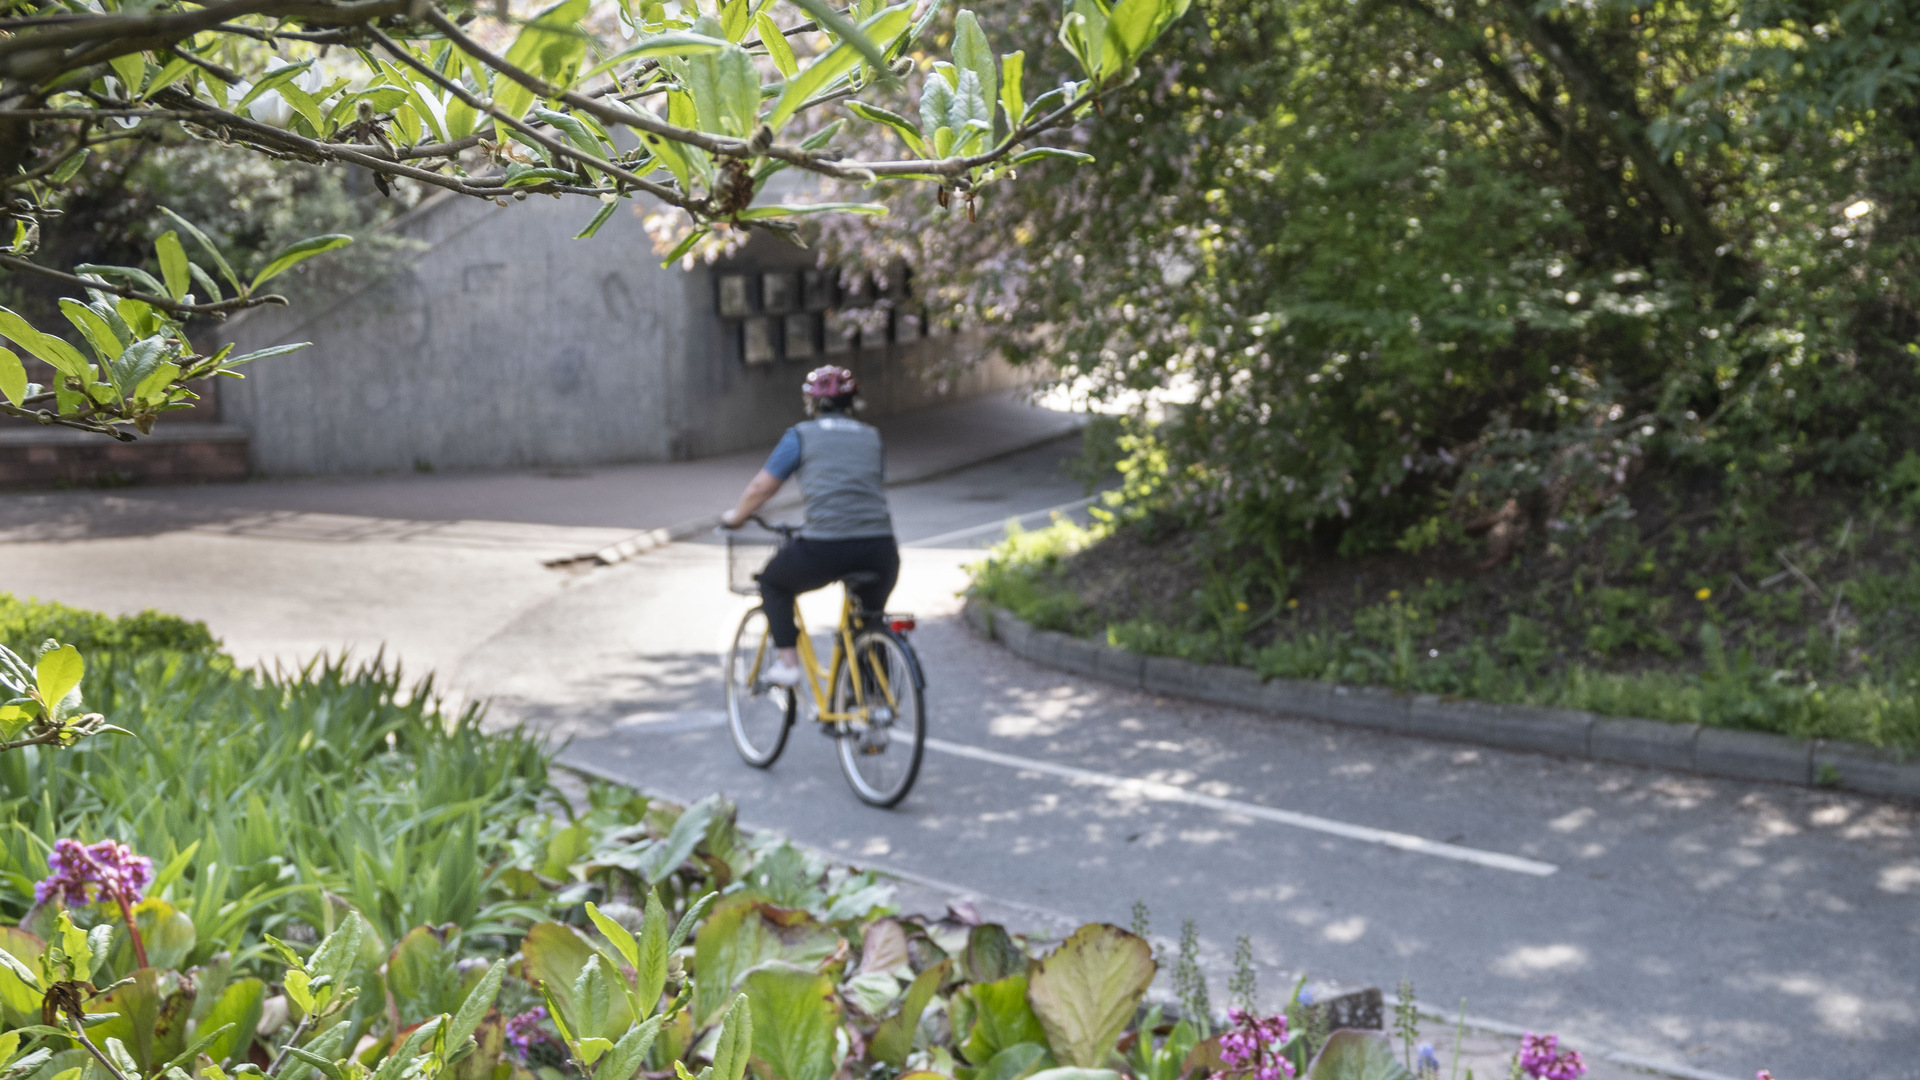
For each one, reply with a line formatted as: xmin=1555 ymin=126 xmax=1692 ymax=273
xmin=840 ymin=570 xmax=884 ymax=588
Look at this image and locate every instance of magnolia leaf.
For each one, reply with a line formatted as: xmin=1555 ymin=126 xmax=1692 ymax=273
xmin=496 ymin=0 xmax=592 ymax=139
xmin=49 ymin=148 xmax=91 ymax=185
xmin=158 ymin=208 xmax=240 ymax=295
xmin=585 ymin=32 xmax=729 ymax=78
xmin=845 ymin=101 xmax=928 ymax=156
xmin=734 ymin=202 xmax=887 ymax=219
xmin=720 ymin=0 xmax=750 ymax=42
xmin=0 ymin=349 xmax=23 ymax=407
xmin=1000 ymin=51 xmax=1026 ymax=131
xmin=1025 ymin=925 xmax=1155 ymax=1069
xmin=33 ymin=646 xmax=82 ymax=716
xmin=952 ymin=10 xmax=998 ymax=126
xmin=756 ymin=13 xmax=798 ymax=78
xmin=0 ymin=307 xmax=91 ymax=379
xmin=155 ymin=232 xmax=191 ymax=301
xmin=767 ymin=4 xmax=913 ymax=131
xmin=250 ymin=235 xmax=353 ymax=292
xmin=920 ymin=76 xmax=955 ymax=148
xmin=235 ymin=61 xmax=315 ymax=110
xmin=1010 ymin=147 xmax=1094 ymax=165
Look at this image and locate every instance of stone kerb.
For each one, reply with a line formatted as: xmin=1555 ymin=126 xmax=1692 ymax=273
xmin=959 ymin=597 xmax=1920 ymax=800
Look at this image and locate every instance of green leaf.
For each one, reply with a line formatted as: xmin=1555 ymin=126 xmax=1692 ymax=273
xmin=962 ymin=924 xmax=1030 ymax=985
xmin=249 ymin=235 xmax=353 ymax=292
xmin=756 ymin=13 xmax=798 ymax=79
xmin=734 ymin=202 xmax=887 ymax=219
xmin=158 ymin=208 xmax=240 ymax=295
xmin=0 ymin=942 xmax=41 ymax=993
xmin=33 ymin=646 xmax=82 ymax=717
xmin=593 ymin=1012 xmax=663 ymax=1080
xmin=0 ymin=349 xmax=23 ymax=407
xmin=740 ymin=967 xmax=835 ymax=1080
xmin=845 ymin=101 xmax=928 ymax=155
xmin=869 ymin=959 xmax=949 ymax=1067
xmin=48 ymin=149 xmax=90 ymax=185
xmin=691 ymin=896 xmax=844 ymax=1029
xmin=980 ymin=1043 xmax=1053 ymax=1080
xmin=1025 ymin=925 xmax=1155 ymax=1069
xmin=282 ymin=1047 xmax=345 ymax=1080
xmin=621 ymin=892 xmax=667 ymax=1020
xmin=1103 ymin=0 xmax=1188 ymax=69
xmin=659 ymin=227 xmax=709 ymax=268
xmin=103 ymin=1038 xmax=138 ymax=1080
xmin=787 ymin=0 xmax=892 ymax=73
xmin=371 ymin=1017 xmax=441 ymax=1080
xmin=449 ymin=960 xmax=506 ymax=1049
xmin=154 ymin=232 xmax=191 ymax=301
xmin=962 ymin=976 xmax=1047 ymax=1066
xmin=766 ymin=4 xmax=913 ymax=131
xmin=108 ymin=336 xmax=168 ymax=401
xmin=0 ymin=307 xmax=92 ymax=380
xmin=496 ymin=0 xmax=592 ymax=139
xmin=1000 ymin=51 xmax=1025 ymax=132
xmin=578 ymin=1038 xmax=614 ymax=1065
xmin=110 ymin=53 xmax=148 ymax=98
xmin=585 ymin=32 xmax=729 ymax=78
xmin=720 ymin=0 xmax=751 ymax=42
xmin=1305 ymin=1031 xmax=1415 ymax=1080
xmin=1010 ymin=147 xmax=1094 ymax=166
xmin=235 ymin=61 xmax=316 ymax=111
xmin=586 ymin=903 xmax=641 ymax=973
xmin=952 ymin=10 xmax=997 ymax=129
xmin=717 ymin=45 xmax=761 ymax=136
xmin=196 ymin=978 xmax=265 ymax=1067
xmin=708 ymin=993 xmax=753 ymax=1080
xmin=525 ymin=923 xmax=633 ymax=1042
xmin=920 ymin=76 xmax=955 ymax=149
xmin=948 ymin=69 xmax=991 ymax=154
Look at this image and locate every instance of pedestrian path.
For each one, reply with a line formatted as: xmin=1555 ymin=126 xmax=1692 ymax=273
xmin=0 ymin=393 xmax=1082 ymax=555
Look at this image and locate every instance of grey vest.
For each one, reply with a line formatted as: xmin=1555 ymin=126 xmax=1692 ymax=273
xmin=794 ymin=416 xmax=894 ymax=540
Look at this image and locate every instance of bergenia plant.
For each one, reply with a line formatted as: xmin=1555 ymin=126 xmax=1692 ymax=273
xmin=35 ymin=838 xmax=154 ymax=969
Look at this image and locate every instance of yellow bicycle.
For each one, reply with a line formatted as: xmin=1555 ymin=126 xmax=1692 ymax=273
xmin=722 ymin=517 xmax=926 ymax=807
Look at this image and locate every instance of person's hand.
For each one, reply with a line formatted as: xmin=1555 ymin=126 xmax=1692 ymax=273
xmin=720 ymin=509 xmax=743 ymax=529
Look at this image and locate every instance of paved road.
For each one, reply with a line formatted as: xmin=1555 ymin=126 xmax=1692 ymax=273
xmin=6 ymin=437 xmax=1915 ymax=1080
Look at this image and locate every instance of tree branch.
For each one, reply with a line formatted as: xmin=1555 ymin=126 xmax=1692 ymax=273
xmin=0 ymin=253 xmax=288 ymax=315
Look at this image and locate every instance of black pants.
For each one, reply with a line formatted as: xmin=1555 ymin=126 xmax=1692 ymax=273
xmin=758 ymin=535 xmax=900 ymax=648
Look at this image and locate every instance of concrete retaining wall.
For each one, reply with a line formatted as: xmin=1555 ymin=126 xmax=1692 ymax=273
xmin=963 ymin=599 xmax=1920 ymax=801
xmin=214 ymin=191 xmax=1026 ymax=477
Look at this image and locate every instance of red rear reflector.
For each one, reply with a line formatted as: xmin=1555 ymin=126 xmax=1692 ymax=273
xmin=889 ymin=618 xmax=916 ymax=632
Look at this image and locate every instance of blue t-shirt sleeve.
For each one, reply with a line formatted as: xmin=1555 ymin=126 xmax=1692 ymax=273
xmin=763 ymin=428 xmax=802 ymax=480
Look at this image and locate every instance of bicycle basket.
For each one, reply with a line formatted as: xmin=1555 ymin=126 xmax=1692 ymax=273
xmin=725 ymin=527 xmax=782 ymax=595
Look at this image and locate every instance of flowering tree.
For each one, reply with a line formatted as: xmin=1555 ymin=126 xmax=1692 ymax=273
xmin=0 ymin=0 xmax=1190 ymax=443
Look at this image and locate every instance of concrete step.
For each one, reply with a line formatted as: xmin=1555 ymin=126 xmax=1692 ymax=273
xmin=0 ymin=422 xmax=248 ymax=489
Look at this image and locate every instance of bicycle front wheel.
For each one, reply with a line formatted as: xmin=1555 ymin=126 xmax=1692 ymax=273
xmin=831 ymin=627 xmax=926 ymax=807
xmin=726 ymin=606 xmax=795 ymax=767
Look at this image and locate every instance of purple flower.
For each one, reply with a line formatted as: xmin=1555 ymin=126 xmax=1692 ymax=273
xmin=1219 ymin=1008 xmax=1295 ymax=1079
xmin=1417 ymin=1043 xmax=1440 ymax=1076
xmin=506 ymin=1008 xmax=553 ymax=1061
xmin=35 ymin=839 xmax=153 ymax=908
xmin=1518 ymin=1033 xmax=1586 ymax=1080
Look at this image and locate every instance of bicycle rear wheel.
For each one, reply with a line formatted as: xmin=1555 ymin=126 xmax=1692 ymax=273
xmin=831 ymin=627 xmax=926 ymax=807
xmin=726 ymin=607 xmax=795 ymax=767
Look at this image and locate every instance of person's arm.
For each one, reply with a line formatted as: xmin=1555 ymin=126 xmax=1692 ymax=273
xmin=721 ymin=470 xmax=784 ymax=528
xmin=722 ymin=428 xmax=802 ymax=528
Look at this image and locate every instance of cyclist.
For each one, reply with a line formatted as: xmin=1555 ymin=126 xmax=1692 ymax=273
xmin=720 ymin=365 xmax=898 ymax=687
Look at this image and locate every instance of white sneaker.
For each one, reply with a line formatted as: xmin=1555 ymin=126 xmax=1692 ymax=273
xmin=761 ymin=659 xmax=802 ymax=687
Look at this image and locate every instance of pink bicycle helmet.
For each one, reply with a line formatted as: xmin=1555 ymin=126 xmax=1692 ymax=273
xmin=803 ymin=365 xmax=858 ymax=400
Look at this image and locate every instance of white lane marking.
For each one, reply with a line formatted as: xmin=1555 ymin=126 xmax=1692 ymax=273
xmin=903 ymin=494 xmax=1103 ymax=549
xmin=615 ymin=709 xmax=729 ymax=733
xmin=923 ymin=737 xmax=1559 ymax=877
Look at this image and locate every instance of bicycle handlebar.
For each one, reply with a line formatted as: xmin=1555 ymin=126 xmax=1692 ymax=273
xmin=720 ymin=513 xmax=798 ymax=538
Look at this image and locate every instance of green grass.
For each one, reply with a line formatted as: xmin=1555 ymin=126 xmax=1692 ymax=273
xmin=0 ymin=594 xmax=555 ymax=968
xmin=969 ymin=521 xmax=1920 ymax=753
